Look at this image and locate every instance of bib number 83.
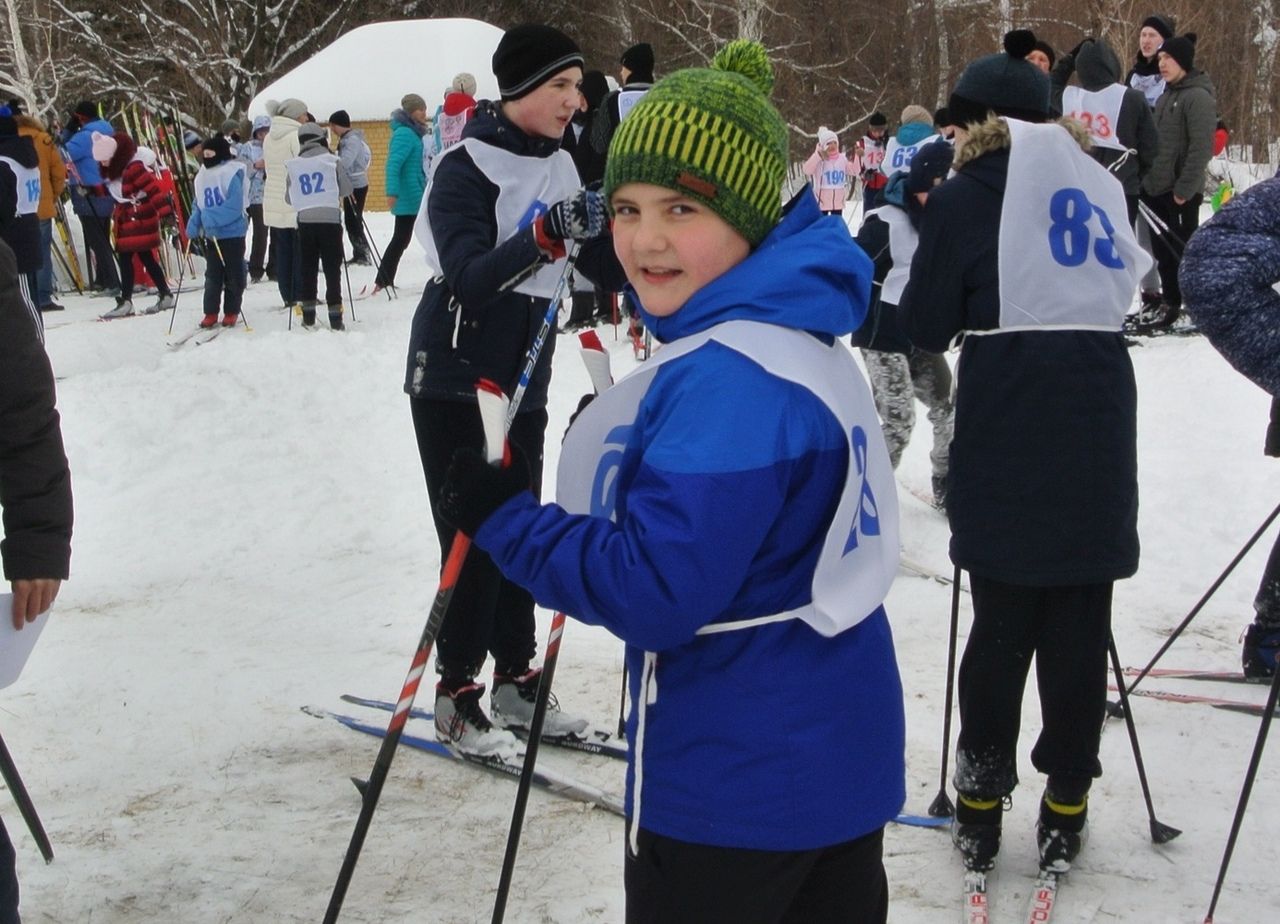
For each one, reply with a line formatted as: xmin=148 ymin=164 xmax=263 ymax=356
xmin=1047 ymin=187 xmax=1124 ymax=270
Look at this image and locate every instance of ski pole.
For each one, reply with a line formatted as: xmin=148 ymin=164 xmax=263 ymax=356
xmin=1116 ymin=498 xmax=1280 ymax=702
xmin=1138 ymin=199 xmax=1187 ymax=255
xmin=1201 ymin=657 xmax=1280 ymax=923
xmin=166 ymin=239 xmax=191 ymax=336
xmin=491 ymin=328 xmax=612 ymax=924
xmin=341 ymin=255 xmax=357 ymax=324
xmin=1107 ymin=636 xmax=1181 ymax=844
xmin=324 ymin=244 xmax=580 ymax=924
xmin=0 ymin=731 xmax=52 ymax=864
xmin=927 ymin=565 xmax=962 ymax=818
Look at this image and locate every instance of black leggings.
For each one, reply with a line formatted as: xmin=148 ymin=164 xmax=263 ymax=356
xmin=374 ymin=213 xmax=416 ymax=288
xmin=409 ymin=397 xmax=547 ymax=679
xmin=118 ymin=249 xmax=170 ymax=298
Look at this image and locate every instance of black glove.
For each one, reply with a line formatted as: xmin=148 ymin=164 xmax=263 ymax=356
xmin=439 ymin=445 xmax=532 ymax=537
xmin=563 ymin=392 xmax=596 ymax=443
xmin=542 ymin=188 xmax=608 ymax=241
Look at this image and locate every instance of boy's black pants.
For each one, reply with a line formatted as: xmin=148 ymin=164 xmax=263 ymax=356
xmin=409 ymin=398 xmax=546 ymax=679
xmin=625 ymin=825 xmax=888 ymax=924
xmin=954 ymin=576 xmax=1112 ymax=799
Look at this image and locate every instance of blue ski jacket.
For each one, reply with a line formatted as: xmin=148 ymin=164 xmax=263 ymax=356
xmin=473 ymin=193 xmax=906 ymax=851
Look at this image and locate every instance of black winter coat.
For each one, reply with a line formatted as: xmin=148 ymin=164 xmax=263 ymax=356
xmin=898 ymin=128 xmax=1139 ymax=586
xmin=0 ymin=134 xmax=42 ymax=274
xmin=0 ymin=239 xmax=72 ymax=581
xmin=404 ymin=104 xmax=623 ymax=409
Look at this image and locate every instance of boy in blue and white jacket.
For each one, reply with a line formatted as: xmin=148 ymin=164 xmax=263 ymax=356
xmin=186 ymin=135 xmax=247 ymax=328
xmin=438 ymin=40 xmax=905 ymax=923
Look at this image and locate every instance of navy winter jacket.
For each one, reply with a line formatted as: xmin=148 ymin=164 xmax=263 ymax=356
xmin=899 ymin=128 xmax=1139 ymax=586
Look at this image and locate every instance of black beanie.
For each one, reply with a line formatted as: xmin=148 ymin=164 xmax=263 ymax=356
xmin=1142 ymin=14 xmax=1176 ymax=40
xmin=328 ymin=109 xmax=351 ymax=128
xmin=621 ymin=42 xmax=655 ymax=80
xmin=201 ymin=134 xmax=233 ymax=167
xmin=492 ymin=24 xmax=584 ymax=101
xmin=1160 ymin=34 xmax=1197 ymax=73
xmin=868 ymin=110 xmax=888 ymax=127
xmin=1033 ymin=39 xmax=1056 ymax=69
xmin=74 ymin=100 xmax=98 ymax=122
xmin=949 ymin=29 xmax=1051 ymax=126
xmin=581 ymin=70 xmax=610 ymax=111
xmin=0 ymin=106 xmax=15 ymax=137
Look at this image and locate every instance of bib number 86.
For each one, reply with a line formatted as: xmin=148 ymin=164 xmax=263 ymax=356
xmin=1047 ymin=187 xmax=1124 ymax=270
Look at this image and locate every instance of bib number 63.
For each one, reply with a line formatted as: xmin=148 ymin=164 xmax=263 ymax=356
xmin=1047 ymin=187 xmax=1124 ymax=270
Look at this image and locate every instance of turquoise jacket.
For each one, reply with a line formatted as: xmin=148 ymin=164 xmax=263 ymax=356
xmin=385 ymin=109 xmax=426 ymax=216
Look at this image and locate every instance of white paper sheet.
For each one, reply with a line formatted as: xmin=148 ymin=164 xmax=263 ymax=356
xmin=0 ymin=595 xmax=49 ymax=688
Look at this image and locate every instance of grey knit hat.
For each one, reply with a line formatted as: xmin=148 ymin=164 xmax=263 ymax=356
xmin=949 ymin=30 xmax=1051 ymax=126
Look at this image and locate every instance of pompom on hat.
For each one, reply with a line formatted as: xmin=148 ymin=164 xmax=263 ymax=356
xmin=604 ymin=39 xmax=788 ymax=248
xmin=948 ymin=29 xmax=1052 ymax=127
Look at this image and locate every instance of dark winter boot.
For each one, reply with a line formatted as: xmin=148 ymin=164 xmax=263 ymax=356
xmin=328 ymin=304 xmax=345 ymax=331
xmin=1242 ymin=623 xmax=1280 ymax=680
xmin=301 ymin=300 xmax=317 ymax=328
xmin=952 ymin=795 xmax=1006 ymax=871
xmin=1036 ymin=782 xmax=1089 ymax=872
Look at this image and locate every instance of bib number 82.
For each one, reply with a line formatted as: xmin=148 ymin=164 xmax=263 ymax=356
xmin=1047 ymin=187 xmax=1124 ymax=270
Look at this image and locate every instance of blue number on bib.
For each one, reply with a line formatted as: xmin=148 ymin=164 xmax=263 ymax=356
xmin=891 ymin=145 xmax=916 ymax=169
xmin=203 ymin=187 xmax=225 ymax=208
xmin=310 ymin=172 xmax=325 ymax=193
xmin=25 ymin=179 xmax=40 ymax=204
xmin=1048 ymin=188 xmax=1124 ymax=270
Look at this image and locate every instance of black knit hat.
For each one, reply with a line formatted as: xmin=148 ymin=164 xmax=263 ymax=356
xmin=1033 ymin=39 xmax=1056 ymax=69
xmin=906 ymin=139 xmax=954 ymax=194
xmin=868 ymin=110 xmax=888 ymax=127
xmin=492 ymin=24 xmax=584 ymax=101
xmin=0 ymin=106 xmax=15 ymax=136
xmin=1159 ymin=34 xmax=1197 ymax=73
xmin=621 ymin=42 xmax=655 ymax=79
xmin=328 ymin=109 xmax=351 ymax=128
xmin=201 ymin=134 xmax=233 ymax=166
xmin=949 ymin=30 xmax=1051 ymax=126
xmin=581 ymin=70 xmax=610 ymax=111
xmin=1142 ymin=14 xmax=1176 ymax=40
xmin=74 ymin=100 xmax=98 ymax=122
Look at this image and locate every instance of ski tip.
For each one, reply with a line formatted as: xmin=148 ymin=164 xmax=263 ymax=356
xmin=578 ymin=330 xmax=605 ymax=352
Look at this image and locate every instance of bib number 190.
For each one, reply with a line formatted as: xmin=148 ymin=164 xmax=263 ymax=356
xmin=1047 ymin=187 xmax=1123 ymax=270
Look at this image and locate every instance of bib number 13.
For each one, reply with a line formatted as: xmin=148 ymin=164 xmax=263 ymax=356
xmin=1047 ymin=188 xmax=1124 ymax=270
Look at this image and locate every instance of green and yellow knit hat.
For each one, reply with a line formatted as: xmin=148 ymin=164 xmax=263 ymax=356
xmin=604 ymin=40 xmax=788 ymax=247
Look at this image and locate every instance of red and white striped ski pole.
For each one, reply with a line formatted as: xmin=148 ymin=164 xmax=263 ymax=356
xmin=491 ymin=329 xmax=612 ymax=924
xmin=324 ymin=244 xmax=579 ymax=923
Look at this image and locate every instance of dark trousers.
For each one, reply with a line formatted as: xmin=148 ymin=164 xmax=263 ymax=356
xmin=117 ymin=249 xmax=170 ymax=298
xmin=342 ymin=187 xmax=370 ymax=260
xmin=202 ymin=236 xmax=246 ymax=317
xmin=271 ymin=226 xmax=302 ymax=304
xmin=625 ymin=825 xmax=887 ymax=924
xmin=1255 ymin=532 xmax=1280 ymax=628
xmin=409 ymin=398 xmax=545 ymax=679
xmin=863 ymin=184 xmax=885 ymax=212
xmin=1140 ymin=191 xmax=1201 ymax=308
xmin=0 ymin=818 xmax=17 ymax=924
xmin=374 ymin=214 xmax=416 ymax=288
xmin=78 ymin=210 xmax=119 ymax=290
xmin=954 ymin=576 xmax=1112 ymax=799
xmin=298 ymin=223 xmax=344 ymax=306
xmin=247 ymin=204 xmax=269 ymax=278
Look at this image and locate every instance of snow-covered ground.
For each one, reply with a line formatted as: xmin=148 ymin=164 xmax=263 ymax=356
xmin=9 ymin=210 xmax=1279 ymax=922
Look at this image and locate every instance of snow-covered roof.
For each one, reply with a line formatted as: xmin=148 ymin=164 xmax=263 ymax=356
xmin=248 ymin=18 xmax=504 ymax=122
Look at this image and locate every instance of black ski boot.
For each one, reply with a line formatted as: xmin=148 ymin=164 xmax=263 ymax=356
xmin=1036 ymin=782 xmax=1089 ymax=872
xmin=952 ymin=795 xmax=1005 ymax=872
xmin=1242 ymin=622 xmax=1280 ymax=680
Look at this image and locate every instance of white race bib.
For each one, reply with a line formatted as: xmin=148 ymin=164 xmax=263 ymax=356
xmin=1063 ymin=85 xmax=1129 ymax=152
xmin=557 ymin=320 xmax=900 ymax=637
xmin=864 ymin=206 xmax=918 ymax=306
xmin=994 ymin=119 xmax=1152 ymax=332
xmin=0 ymin=156 xmax=40 ymax=216
xmin=881 ymin=133 xmax=941 ymax=176
xmin=193 ymin=161 xmax=247 ymax=214
xmin=415 ymin=137 xmax=580 ymax=299
xmin=285 ymin=155 xmax=340 ymax=211
xmin=617 ymin=88 xmax=648 ymax=122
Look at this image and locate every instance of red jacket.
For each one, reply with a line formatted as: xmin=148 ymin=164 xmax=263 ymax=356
xmin=101 ymin=133 xmax=172 ymax=253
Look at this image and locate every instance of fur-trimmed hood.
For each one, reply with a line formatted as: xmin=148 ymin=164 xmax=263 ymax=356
xmin=954 ymin=115 xmax=1091 ymax=169
xmin=101 ymin=131 xmax=138 ymax=180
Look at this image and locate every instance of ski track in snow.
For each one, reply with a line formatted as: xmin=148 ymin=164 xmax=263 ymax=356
xmin=14 ymin=209 xmax=1280 ymax=922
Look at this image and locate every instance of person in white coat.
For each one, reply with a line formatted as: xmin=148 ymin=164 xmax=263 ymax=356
xmin=262 ymin=98 xmax=305 ymax=310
